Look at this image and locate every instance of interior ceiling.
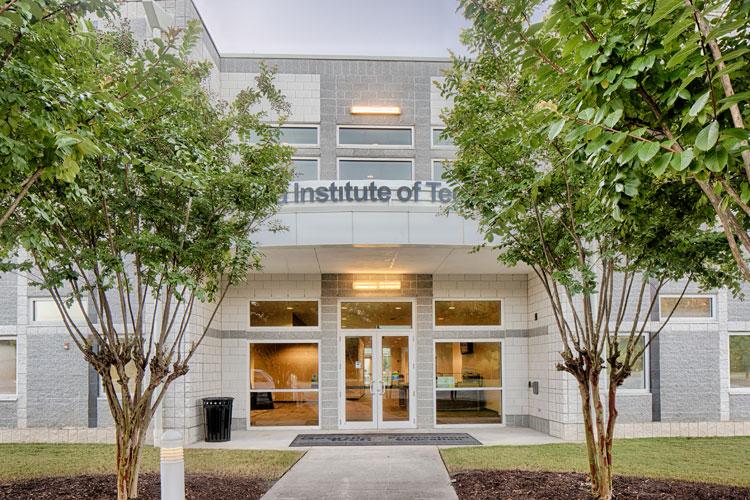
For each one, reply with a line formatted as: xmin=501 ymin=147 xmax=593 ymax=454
xmin=256 ymin=245 xmax=530 ymax=274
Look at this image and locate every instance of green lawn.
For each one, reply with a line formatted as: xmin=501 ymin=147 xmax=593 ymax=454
xmin=441 ymin=437 xmax=750 ymax=486
xmin=0 ymin=444 xmax=303 ymax=482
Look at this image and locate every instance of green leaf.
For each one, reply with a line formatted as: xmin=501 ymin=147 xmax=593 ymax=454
xmin=622 ymin=79 xmax=637 ymax=90
xmin=652 ymin=153 xmax=672 ymax=176
xmin=637 ymin=141 xmax=660 ymax=162
xmin=688 ymin=92 xmax=710 ymax=117
xmin=704 ymin=147 xmax=728 ymax=172
xmin=578 ymin=42 xmax=600 ymax=60
xmin=695 ymin=122 xmax=719 ymax=151
xmin=676 ymin=148 xmax=694 ymax=170
xmin=603 ymin=109 xmax=623 ymax=128
xmin=648 ymin=0 xmax=685 ymax=27
xmin=548 ymin=119 xmax=566 ymax=140
xmin=578 ymin=108 xmax=595 ymax=121
xmin=741 ymin=183 xmax=750 ymax=204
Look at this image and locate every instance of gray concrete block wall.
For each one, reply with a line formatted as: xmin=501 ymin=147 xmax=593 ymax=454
xmin=659 ymin=329 xmax=721 ymax=421
xmin=217 ymin=57 xmax=450 ymax=182
xmin=0 ymin=402 xmax=16 ymax=427
xmin=25 ymin=331 xmax=89 ymax=427
xmin=730 ymin=395 xmax=750 ymax=420
xmin=615 ymin=393 xmax=653 ymax=422
xmin=0 ymin=272 xmax=18 ymax=325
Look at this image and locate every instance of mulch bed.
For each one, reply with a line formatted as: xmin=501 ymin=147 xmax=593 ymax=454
xmin=451 ymin=470 xmax=750 ymax=500
xmin=0 ymin=473 xmax=273 ymax=499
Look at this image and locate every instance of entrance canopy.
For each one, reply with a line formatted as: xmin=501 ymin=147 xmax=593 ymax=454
xmin=256 ymin=245 xmax=527 ymax=274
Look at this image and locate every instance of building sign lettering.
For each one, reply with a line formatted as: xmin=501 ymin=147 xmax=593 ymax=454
xmin=280 ymin=181 xmax=453 ymax=204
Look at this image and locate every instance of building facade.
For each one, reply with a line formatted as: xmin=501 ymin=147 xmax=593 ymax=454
xmin=1 ymin=0 xmax=749 ymax=444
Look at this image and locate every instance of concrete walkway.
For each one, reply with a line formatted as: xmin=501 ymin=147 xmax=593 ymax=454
xmin=262 ymin=446 xmax=458 ymax=500
xmin=190 ymin=427 xmax=562 ymax=450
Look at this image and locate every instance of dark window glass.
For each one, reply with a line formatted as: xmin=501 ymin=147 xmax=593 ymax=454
xmin=432 ymin=128 xmax=454 ymax=147
xmin=435 ymin=300 xmax=502 ymax=327
xmin=339 ymin=127 xmax=412 ymax=146
xmin=249 ymin=301 xmax=319 ymax=327
xmin=730 ymin=336 xmax=750 ymax=389
xmin=291 ymin=159 xmax=318 ymax=180
xmin=341 ymin=302 xmax=412 ymax=329
xmin=0 ymin=340 xmax=16 ymax=395
xmin=659 ymin=296 xmax=713 ymax=318
xmin=435 ymin=342 xmax=502 ymax=388
xmin=279 ymin=126 xmax=318 ymax=145
xmin=436 ymin=390 xmax=502 ymax=424
xmin=338 ymin=160 xmax=412 ymax=180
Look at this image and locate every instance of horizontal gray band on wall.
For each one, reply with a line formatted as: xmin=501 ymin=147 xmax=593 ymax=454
xmin=206 ymin=326 xmax=549 ymax=340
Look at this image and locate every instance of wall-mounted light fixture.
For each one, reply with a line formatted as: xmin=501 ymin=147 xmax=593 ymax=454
xmin=352 ymin=280 xmax=401 ymax=291
xmin=350 ymin=105 xmax=401 ymax=115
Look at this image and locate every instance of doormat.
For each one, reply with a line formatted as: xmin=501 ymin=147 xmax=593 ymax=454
xmin=289 ymin=432 xmax=481 ymax=447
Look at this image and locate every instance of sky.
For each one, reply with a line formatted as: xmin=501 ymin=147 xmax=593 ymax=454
xmin=192 ymin=0 xmax=470 ymax=58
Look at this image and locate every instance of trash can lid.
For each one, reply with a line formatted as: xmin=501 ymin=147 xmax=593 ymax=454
xmin=202 ymin=397 xmax=234 ymax=403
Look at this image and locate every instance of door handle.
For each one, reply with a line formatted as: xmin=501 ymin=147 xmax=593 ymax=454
xmin=379 ymin=380 xmax=385 ymax=395
xmin=369 ymin=380 xmax=375 ymax=395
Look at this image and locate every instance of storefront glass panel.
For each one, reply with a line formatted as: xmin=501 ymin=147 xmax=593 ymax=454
xmin=340 ymin=301 xmax=412 ymax=329
xmin=435 ymin=389 xmax=502 ymax=425
xmin=249 ymin=301 xmax=319 ymax=328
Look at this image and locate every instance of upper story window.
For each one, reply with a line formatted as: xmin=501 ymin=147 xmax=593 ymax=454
xmin=432 ymin=160 xmax=447 ymax=181
xmin=0 ymin=339 xmax=16 ymax=396
xmin=338 ymin=159 xmax=413 ymax=181
xmin=337 ymin=126 xmax=413 ymax=148
xmin=32 ymin=297 xmax=87 ymax=323
xmin=278 ymin=126 xmax=319 ymax=146
xmin=249 ymin=300 xmax=319 ymax=328
xmin=431 ymin=127 xmax=454 ymax=148
xmin=658 ymin=295 xmax=714 ymax=320
xmin=434 ymin=300 xmax=502 ymax=328
xmin=291 ymin=158 xmax=319 ymax=181
xmin=340 ymin=301 xmax=413 ymax=329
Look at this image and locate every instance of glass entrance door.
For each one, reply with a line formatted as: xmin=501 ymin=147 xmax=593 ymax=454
xmin=341 ymin=333 xmax=413 ymax=428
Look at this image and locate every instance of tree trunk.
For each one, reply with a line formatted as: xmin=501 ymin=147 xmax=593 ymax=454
xmin=577 ymin=373 xmax=615 ymax=500
xmin=115 ymin=416 xmax=149 ymax=500
xmin=590 ymin=374 xmax=613 ymax=500
xmin=577 ymin=379 xmax=601 ymax=496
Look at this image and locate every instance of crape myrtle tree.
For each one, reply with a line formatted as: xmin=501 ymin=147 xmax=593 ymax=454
xmin=439 ymin=17 xmax=739 ymax=500
xmin=454 ymin=0 xmax=750 ymax=277
xmin=5 ymin=22 xmax=293 ymax=500
xmin=0 ymin=0 xmax=116 ymax=236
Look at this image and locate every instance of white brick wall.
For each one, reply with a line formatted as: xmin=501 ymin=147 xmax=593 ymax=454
xmin=219 ymin=73 xmax=321 ymax=123
xmin=430 ymin=77 xmax=451 ymax=125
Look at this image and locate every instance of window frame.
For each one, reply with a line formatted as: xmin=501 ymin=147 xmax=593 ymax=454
xmin=610 ymin=337 xmax=650 ymax=393
xmin=658 ymin=294 xmax=716 ymax=322
xmin=338 ymin=298 xmax=416 ymax=332
xmin=0 ymin=336 xmax=18 ymax=400
xmin=432 ymin=159 xmax=449 ymax=181
xmin=432 ymin=298 xmax=504 ymax=331
xmin=247 ymin=298 xmax=322 ymax=331
xmin=433 ymin=339 xmax=505 ymax=428
xmin=728 ymin=332 xmax=750 ymax=394
xmin=431 ymin=126 xmax=455 ymax=149
xmin=277 ymin=124 xmax=320 ymax=147
xmin=290 ymin=157 xmax=320 ymax=181
xmin=246 ymin=339 xmax=322 ymax=430
xmin=336 ymin=125 xmax=415 ymax=149
xmin=336 ymin=157 xmax=415 ymax=181
xmin=30 ymin=297 xmax=88 ymax=325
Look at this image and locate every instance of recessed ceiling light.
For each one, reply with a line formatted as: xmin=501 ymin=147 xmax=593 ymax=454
xmin=448 ymin=306 xmax=456 ymax=310
xmin=286 ymin=306 xmax=293 ymax=310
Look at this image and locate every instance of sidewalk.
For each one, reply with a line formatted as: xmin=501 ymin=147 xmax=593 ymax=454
xmin=262 ymin=446 xmax=458 ymax=500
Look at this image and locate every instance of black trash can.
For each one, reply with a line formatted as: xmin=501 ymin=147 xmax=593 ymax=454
xmin=202 ymin=397 xmax=234 ymax=442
